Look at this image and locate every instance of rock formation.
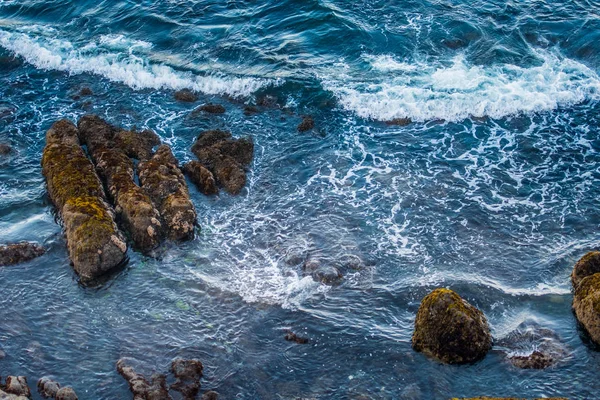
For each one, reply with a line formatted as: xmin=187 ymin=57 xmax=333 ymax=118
xmin=0 ymin=242 xmax=45 ymax=266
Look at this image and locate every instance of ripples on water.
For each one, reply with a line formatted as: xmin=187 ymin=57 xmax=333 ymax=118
xmin=1 ymin=0 xmax=600 ymax=398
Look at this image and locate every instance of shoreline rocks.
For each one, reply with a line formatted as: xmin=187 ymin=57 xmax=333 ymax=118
xmin=41 ymin=120 xmax=127 ymax=282
xmin=412 ymin=288 xmax=492 ymax=364
xmin=0 ymin=242 xmax=45 ymax=266
xmin=37 ymin=378 xmax=78 ymax=400
xmin=117 ymin=359 xmax=171 ymax=400
xmin=572 ymin=251 xmax=600 ymax=345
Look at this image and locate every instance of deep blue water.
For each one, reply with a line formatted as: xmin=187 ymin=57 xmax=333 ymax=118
xmin=1 ymin=0 xmax=600 ymax=398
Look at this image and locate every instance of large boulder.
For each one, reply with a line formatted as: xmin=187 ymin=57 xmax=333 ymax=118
xmin=138 ymin=145 xmax=197 ymax=241
xmin=0 ymin=242 xmax=45 ymax=266
xmin=412 ymin=288 xmax=492 ymax=364
xmin=170 ymin=359 xmax=203 ymax=400
xmin=572 ymin=263 xmax=600 ymax=344
xmin=41 ymin=120 xmax=127 ymax=282
xmin=3 ymin=377 xmax=30 ymax=398
xmin=183 ymin=161 xmax=218 ymax=195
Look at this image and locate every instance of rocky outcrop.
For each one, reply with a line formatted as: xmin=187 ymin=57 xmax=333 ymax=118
xmin=303 ymin=259 xmax=342 ymax=285
xmin=114 ymin=129 xmax=161 ymax=161
xmin=174 ymin=89 xmax=198 ymax=103
xmin=138 ymin=145 xmax=197 ymax=241
xmin=78 ymin=116 xmax=164 ymax=254
xmin=41 ymin=120 xmax=127 ymax=282
xmin=183 ymin=161 xmax=218 ymax=195
xmin=571 ymin=251 xmax=600 ymax=345
xmin=170 ymin=359 xmax=203 ymax=400
xmin=412 ymin=288 xmax=492 ymax=364
xmin=193 ymin=103 xmax=225 ymax=115
xmin=0 ymin=242 xmax=45 ymax=266
xmin=37 ymin=377 xmax=78 ymax=400
xmin=452 ymin=398 xmax=568 ymax=400
xmin=117 ymin=359 xmax=172 ymax=400
xmin=202 ymin=391 xmax=219 ymax=400
xmin=284 ymin=331 xmax=309 ymax=344
xmin=297 ymin=116 xmax=314 ymax=132
xmin=190 ymin=130 xmax=254 ymax=195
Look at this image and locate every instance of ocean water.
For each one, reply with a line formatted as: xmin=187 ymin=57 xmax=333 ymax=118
xmin=1 ymin=0 xmax=600 ymax=398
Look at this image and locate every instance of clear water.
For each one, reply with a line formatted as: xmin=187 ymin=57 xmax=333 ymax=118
xmin=1 ymin=0 xmax=600 ymax=398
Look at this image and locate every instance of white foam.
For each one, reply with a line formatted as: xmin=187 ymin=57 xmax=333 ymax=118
xmin=322 ymin=52 xmax=600 ymax=122
xmin=0 ymin=29 xmax=272 ymax=97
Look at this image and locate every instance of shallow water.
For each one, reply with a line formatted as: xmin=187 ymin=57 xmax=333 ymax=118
xmin=1 ymin=0 xmax=600 ymax=399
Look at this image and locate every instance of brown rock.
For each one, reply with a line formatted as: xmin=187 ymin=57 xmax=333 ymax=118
xmin=385 ymin=118 xmax=412 ymax=126
xmin=174 ymin=89 xmax=198 ymax=103
xmin=79 ymin=87 xmax=93 ymax=96
xmin=37 ymin=377 xmax=60 ymax=398
xmin=297 ymin=116 xmax=314 ymax=132
xmin=55 ymin=387 xmax=78 ymax=400
xmin=243 ymin=105 xmax=259 ymax=115
xmin=4 ymin=376 xmax=31 ymax=397
xmin=170 ymin=359 xmax=203 ymax=400
xmin=183 ymin=161 xmax=218 ymax=195
xmin=0 ymin=242 xmax=45 ymax=266
xmin=509 ymin=351 xmax=554 ymax=369
xmin=194 ymin=103 xmax=225 ymax=114
xmin=0 ymin=143 xmax=12 ymax=155
xmin=114 ymin=129 xmax=161 ymax=161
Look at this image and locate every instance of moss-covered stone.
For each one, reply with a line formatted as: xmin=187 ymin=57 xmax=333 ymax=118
xmin=114 ymin=128 xmax=161 ymax=161
xmin=139 ymin=145 xmax=197 ymax=241
xmin=573 ymin=272 xmax=600 ymax=344
xmin=571 ymin=251 xmax=600 ymax=288
xmin=42 ymin=120 xmax=127 ymax=282
xmin=412 ymin=288 xmax=492 ymax=364
xmin=183 ymin=161 xmax=218 ymax=195
xmin=0 ymin=242 xmax=45 ymax=266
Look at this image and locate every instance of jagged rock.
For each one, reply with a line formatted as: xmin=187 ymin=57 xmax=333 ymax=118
xmin=303 ymin=259 xmax=342 ymax=285
xmin=202 ymin=391 xmax=219 ymax=400
xmin=78 ymin=116 xmax=164 ymax=254
xmin=0 ymin=143 xmax=12 ymax=155
xmin=139 ymin=145 xmax=197 ymax=241
xmin=116 ymin=358 xmax=172 ymax=400
xmin=284 ymin=331 xmax=309 ymax=344
xmin=571 ymin=251 xmax=600 ymax=288
xmin=41 ymin=119 xmax=127 ymax=282
xmin=412 ymin=288 xmax=492 ymax=364
xmin=191 ymin=130 xmax=254 ymax=195
xmin=37 ymin=377 xmax=60 ymax=398
xmin=114 ymin=129 xmax=161 ymax=161
xmin=193 ymin=103 xmax=225 ymax=115
xmin=339 ymin=254 xmax=365 ymax=270
xmin=183 ymin=161 xmax=218 ymax=195
xmin=510 ymin=351 xmax=553 ymax=369
xmin=297 ymin=116 xmax=314 ymax=132
xmin=0 ymin=242 xmax=45 ymax=266
xmin=174 ymin=89 xmax=198 ymax=103
xmin=4 ymin=377 xmax=30 ymax=398
xmin=55 ymin=387 xmax=78 ymax=400
xmin=170 ymin=359 xmax=203 ymax=400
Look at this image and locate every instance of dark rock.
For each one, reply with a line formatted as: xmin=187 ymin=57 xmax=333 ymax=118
xmin=170 ymin=359 xmax=203 ymax=400
xmin=183 ymin=161 xmax=218 ymax=195
xmin=174 ymin=89 xmax=198 ymax=103
xmin=0 ymin=242 xmax=45 ymax=266
xmin=55 ymin=387 xmax=78 ymax=400
xmin=284 ymin=331 xmax=309 ymax=344
xmin=572 ymin=252 xmax=600 ymax=346
xmin=114 ymin=129 xmax=161 ymax=161
xmin=194 ymin=103 xmax=225 ymax=115
xmin=4 ymin=377 xmax=30 ymax=397
xmin=412 ymin=288 xmax=492 ymax=364
xmin=79 ymin=87 xmax=93 ymax=96
xmin=37 ymin=377 xmax=60 ymax=398
xmin=510 ymin=351 xmax=554 ymax=369
xmin=385 ymin=118 xmax=412 ymax=126
xmin=0 ymin=144 xmax=12 ymax=155
xmin=202 ymin=391 xmax=219 ymax=400
xmin=571 ymin=251 xmax=600 ymax=288
xmin=303 ymin=259 xmax=342 ymax=285
xmin=297 ymin=116 xmax=314 ymax=132
xmin=78 ymin=116 xmax=164 ymax=254
xmin=117 ymin=358 xmax=172 ymax=400
xmin=212 ymin=138 xmax=254 ymax=167
xmin=41 ymin=119 xmax=127 ymax=282
xmin=138 ymin=145 xmax=197 ymax=241
xmin=256 ymin=94 xmax=278 ymax=108
xmin=243 ymin=106 xmax=259 ymax=115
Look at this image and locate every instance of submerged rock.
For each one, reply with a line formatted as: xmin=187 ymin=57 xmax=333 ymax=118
xmin=55 ymin=387 xmax=78 ymax=400
xmin=202 ymin=391 xmax=219 ymax=400
xmin=138 ymin=145 xmax=197 ymax=241
xmin=78 ymin=116 xmax=164 ymax=254
xmin=303 ymin=259 xmax=343 ymax=285
xmin=0 ymin=143 xmax=12 ymax=155
xmin=183 ymin=161 xmax=218 ymax=195
xmin=117 ymin=358 xmax=172 ymax=400
xmin=41 ymin=120 xmax=127 ymax=282
xmin=193 ymin=103 xmax=226 ymax=115
xmin=385 ymin=118 xmax=412 ymax=126
xmin=170 ymin=358 xmax=203 ymax=400
xmin=191 ymin=130 xmax=254 ymax=195
xmin=174 ymin=89 xmax=198 ymax=103
xmin=297 ymin=116 xmax=314 ymax=132
xmin=284 ymin=331 xmax=309 ymax=344
xmin=114 ymin=129 xmax=161 ymax=161
xmin=0 ymin=242 xmax=45 ymax=266
xmin=4 ymin=377 xmax=31 ymax=398
xmin=412 ymin=288 xmax=492 ymax=364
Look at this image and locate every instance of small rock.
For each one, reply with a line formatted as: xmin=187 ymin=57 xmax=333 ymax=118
xmin=284 ymin=331 xmax=309 ymax=344
xmin=339 ymin=254 xmax=365 ymax=270
xmin=303 ymin=259 xmax=343 ymax=285
xmin=385 ymin=118 xmax=412 ymax=126
xmin=195 ymin=103 xmax=225 ymax=114
xmin=37 ymin=377 xmax=60 ymax=398
xmin=117 ymin=358 xmax=172 ymax=400
xmin=256 ymin=94 xmax=278 ymax=108
xmin=114 ymin=128 xmax=161 ymax=161
xmin=0 ymin=242 xmax=45 ymax=266
xmin=243 ymin=105 xmax=259 ymax=115
xmin=412 ymin=288 xmax=492 ymax=364
xmin=183 ymin=161 xmax=218 ymax=195
xmin=572 ymin=252 xmax=600 ymax=346
xmin=0 ymin=143 xmax=12 ymax=155
xmin=510 ymin=350 xmax=554 ymax=369
xmin=55 ymin=387 xmax=78 ymax=400
xmin=170 ymin=358 xmax=203 ymax=400
xmin=202 ymin=391 xmax=219 ymax=400
xmin=4 ymin=376 xmax=31 ymax=397
xmin=571 ymin=251 xmax=600 ymax=288
xmin=79 ymin=87 xmax=93 ymax=96
xmin=297 ymin=116 xmax=315 ymax=132
xmin=174 ymin=89 xmax=198 ymax=103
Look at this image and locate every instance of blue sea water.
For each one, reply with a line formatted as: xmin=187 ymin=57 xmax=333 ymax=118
xmin=1 ymin=0 xmax=600 ymax=398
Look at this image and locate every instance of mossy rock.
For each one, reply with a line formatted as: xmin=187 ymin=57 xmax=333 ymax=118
xmin=412 ymin=288 xmax=492 ymax=364
xmin=573 ymin=272 xmax=600 ymax=345
xmin=571 ymin=251 xmax=600 ymax=289
xmin=0 ymin=242 xmax=45 ymax=266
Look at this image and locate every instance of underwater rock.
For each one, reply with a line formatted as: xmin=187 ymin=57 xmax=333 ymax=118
xmin=174 ymin=89 xmax=198 ymax=103
xmin=303 ymin=259 xmax=343 ymax=285
xmin=41 ymin=120 xmax=127 ymax=282
xmin=138 ymin=145 xmax=197 ymax=241
xmin=0 ymin=242 xmax=45 ymax=266
xmin=339 ymin=254 xmax=365 ymax=271
xmin=117 ymin=358 xmax=172 ymax=400
xmin=78 ymin=116 xmax=164 ymax=253
xmin=284 ymin=331 xmax=309 ymax=344
xmin=0 ymin=143 xmax=12 ymax=155
xmin=114 ymin=129 xmax=161 ymax=161
xmin=170 ymin=359 xmax=203 ymax=400
xmin=191 ymin=130 xmax=254 ymax=195
xmin=412 ymin=288 xmax=492 ymax=364
xmin=183 ymin=161 xmax=218 ymax=195
xmin=297 ymin=116 xmax=314 ymax=132
xmin=201 ymin=391 xmax=219 ymax=400
xmin=571 ymin=251 xmax=600 ymax=288
xmin=3 ymin=377 xmax=31 ymax=398
xmin=79 ymin=87 xmax=93 ymax=96
xmin=194 ymin=103 xmax=226 ymax=115
xmin=37 ymin=377 xmax=60 ymax=398
xmin=256 ymin=94 xmax=278 ymax=108
xmin=243 ymin=105 xmax=259 ymax=115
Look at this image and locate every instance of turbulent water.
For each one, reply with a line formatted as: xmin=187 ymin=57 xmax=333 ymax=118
xmin=1 ymin=0 xmax=600 ymax=398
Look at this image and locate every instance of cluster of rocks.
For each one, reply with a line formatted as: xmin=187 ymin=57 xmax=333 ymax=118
xmin=41 ymin=116 xmax=196 ymax=282
xmin=184 ymin=130 xmax=254 ymax=195
xmin=117 ymin=358 xmax=217 ymax=400
xmin=0 ymin=376 xmax=77 ymax=399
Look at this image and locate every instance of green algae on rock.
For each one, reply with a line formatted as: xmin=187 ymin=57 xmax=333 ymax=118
xmin=41 ymin=120 xmax=127 ymax=282
xmin=412 ymin=288 xmax=492 ymax=364
xmin=571 ymin=251 xmax=600 ymax=288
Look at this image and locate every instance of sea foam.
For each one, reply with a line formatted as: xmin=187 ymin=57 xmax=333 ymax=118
xmin=0 ymin=29 xmax=272 ymax=97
